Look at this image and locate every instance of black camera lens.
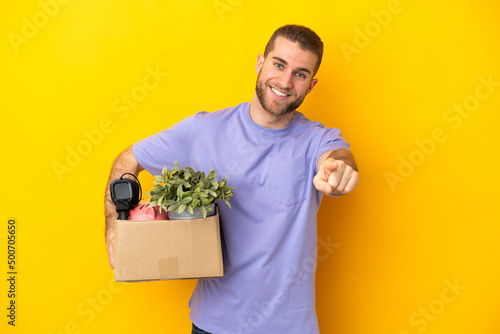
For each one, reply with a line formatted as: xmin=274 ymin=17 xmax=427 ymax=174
xmin=112 ymin=181 xmax=134 ymax=201
xmin=110 ymin=175 xmax=141 ymax=220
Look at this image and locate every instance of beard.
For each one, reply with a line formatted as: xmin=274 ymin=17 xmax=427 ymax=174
xmin=255 ymin=72 xmax=307 ymax=116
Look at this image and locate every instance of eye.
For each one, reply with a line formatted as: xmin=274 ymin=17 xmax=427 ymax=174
xmin=296 ymin=72 xmax=306 ymax=79
xmin=274 ymin=63 xmax=284 ymax=69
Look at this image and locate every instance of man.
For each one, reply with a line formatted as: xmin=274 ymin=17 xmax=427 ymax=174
xmin=105 ymin=24 xmax=358 ymax=333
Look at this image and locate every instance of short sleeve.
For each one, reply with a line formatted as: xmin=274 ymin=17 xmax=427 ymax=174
xmin=132 ymin=114 xmax=197 ymax=176
xmin=314 ymin=127 xmax=350 ymax=174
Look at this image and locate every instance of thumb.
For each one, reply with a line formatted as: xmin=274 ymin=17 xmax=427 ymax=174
xmin=313 ymin=172 xmax=331 ymax=193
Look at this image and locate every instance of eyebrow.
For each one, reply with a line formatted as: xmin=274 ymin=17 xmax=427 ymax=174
xmin=271 ymin=56 xmax=311 ymax=75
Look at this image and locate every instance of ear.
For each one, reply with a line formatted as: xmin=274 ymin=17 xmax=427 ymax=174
xmin=306 ymin=78 xmax=318 ymax=95
xmin=255 ymin=54 xmax=265 ymax=74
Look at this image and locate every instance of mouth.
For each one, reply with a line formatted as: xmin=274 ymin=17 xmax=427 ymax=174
xmin=269 ymin=86 xmax=291 ymax=99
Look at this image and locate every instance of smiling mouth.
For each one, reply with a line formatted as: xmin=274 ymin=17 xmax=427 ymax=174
xmin=270 ymin=86 xmax=290 ymax=98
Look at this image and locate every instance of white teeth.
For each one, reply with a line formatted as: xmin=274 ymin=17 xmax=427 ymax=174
xmin=271 ymin=87 xmax=288 ymax=97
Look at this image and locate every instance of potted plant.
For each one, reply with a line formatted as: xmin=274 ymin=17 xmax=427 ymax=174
xmin=147 ymin=161 xmax=235 ymax=219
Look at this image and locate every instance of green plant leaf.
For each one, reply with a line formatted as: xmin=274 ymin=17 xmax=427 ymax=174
xmin=202 ymin=205 xmax=207 ymax=218
xmin=150 ymin=200 xmax=158 ymax=207
xmin=201 ymin=198 xmax=213 ymax=205
xmin=173 ymin=161 xmax=180 ymax=171
xmin=184 ymin=190 xmax=195 ymax=197
xmin=168 ymin=202 xmax=180 ymax=212
xmin=225 ymin=200 xmax=232 ymax=209
xmin=162 ymin=167 xmax=167 ymax=178
xmin=178 ymin=204 xmax=186 ymax=213
xmin=187 ymin=204 xmax=193 ymax=214
xmin=180 ymin=197 xmax=192 ymax=204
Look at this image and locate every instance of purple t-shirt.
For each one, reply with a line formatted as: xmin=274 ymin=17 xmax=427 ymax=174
xmin=133 ymin=102 xmax=350 ymax=333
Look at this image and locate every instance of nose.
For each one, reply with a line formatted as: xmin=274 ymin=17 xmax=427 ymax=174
xmin=278 ymin=71 xmax=294 ymax=90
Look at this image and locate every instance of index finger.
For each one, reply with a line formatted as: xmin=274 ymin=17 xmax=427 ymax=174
xmin=322 ymin=159 xmax=339 ymax=173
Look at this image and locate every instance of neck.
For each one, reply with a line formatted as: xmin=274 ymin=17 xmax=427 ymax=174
xmin=249 ymin=93 xmax=295 ymax=129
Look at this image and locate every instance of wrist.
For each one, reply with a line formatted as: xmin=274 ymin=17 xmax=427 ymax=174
xmin=327 ymin=150 xmax=358 ymax=172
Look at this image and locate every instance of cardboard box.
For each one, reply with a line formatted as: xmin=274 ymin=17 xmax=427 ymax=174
xmin=114 ymin=209 xmax=223 ymax=282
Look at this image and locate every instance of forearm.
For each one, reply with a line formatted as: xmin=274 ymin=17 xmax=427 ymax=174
xmin=325 ymin=149 xmax=358 ymax=172
xmin=104 ymin=145 xmax=144 ymax=238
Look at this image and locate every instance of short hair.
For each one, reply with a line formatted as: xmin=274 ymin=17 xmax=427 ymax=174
xmin=263 ymin=24 xmax=324 ymax=75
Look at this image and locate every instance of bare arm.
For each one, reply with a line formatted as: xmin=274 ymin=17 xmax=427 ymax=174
xmin=314 ymin=149 xmax=359 ymax=196
xmin=105 ymin=145 xmax=144 ymax=269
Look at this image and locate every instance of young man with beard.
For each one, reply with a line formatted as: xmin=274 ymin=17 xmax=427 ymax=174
xmin=105 ymin=24 xmax=359 ymax=333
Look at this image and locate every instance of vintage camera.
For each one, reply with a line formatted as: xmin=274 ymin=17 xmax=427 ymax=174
xmin=110 ymin=173 xmax=141 ymax=220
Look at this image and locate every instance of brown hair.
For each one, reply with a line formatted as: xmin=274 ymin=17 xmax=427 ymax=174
xmin=263 ymin=24 xmax=324 ymax=75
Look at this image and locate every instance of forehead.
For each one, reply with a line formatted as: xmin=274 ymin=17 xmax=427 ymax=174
xmin=267 ymin=36 xmax=318 ymax=72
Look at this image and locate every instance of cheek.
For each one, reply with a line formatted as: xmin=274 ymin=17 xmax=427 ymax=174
xmin=296 ymin=83 xmax=310 ymax=96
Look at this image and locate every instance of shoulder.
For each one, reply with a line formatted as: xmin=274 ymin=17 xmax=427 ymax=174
xmin=292 ymin=112 xmax=348 ymax=146
xmin=292 ymin=112 xmax=333 ymax=134
xmin=194 ymin=102 xmax=248 ymax=121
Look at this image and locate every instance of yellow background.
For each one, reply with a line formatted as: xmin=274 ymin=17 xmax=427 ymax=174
xmin=1 ymin=0 xmax=499 ymax=333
